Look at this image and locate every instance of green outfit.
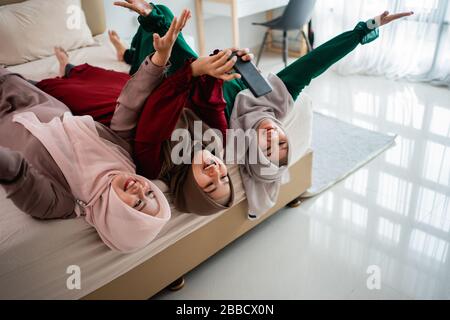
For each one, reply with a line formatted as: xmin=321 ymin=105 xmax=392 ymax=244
xmin=128 ymin=3 xmax=379 ymax=121
xmin=222 ymin=21 xmax=378 ymax=119
xmin=126 ymin=3 xmax=198 ymax=75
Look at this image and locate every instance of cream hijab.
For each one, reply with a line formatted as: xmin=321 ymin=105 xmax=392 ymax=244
xmin=13 ymin=112 xmax=171 ymax=253
xmin=228 ymin=74 xmax=293 ymax=219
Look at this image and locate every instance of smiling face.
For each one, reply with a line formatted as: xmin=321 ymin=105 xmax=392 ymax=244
xmin=257 ymin=119 xmax=289 ymax=166
xmin=191 ymin=150 xmax=231 ymax=206
xmin=111 ymin=174 xmax=160 ymax=216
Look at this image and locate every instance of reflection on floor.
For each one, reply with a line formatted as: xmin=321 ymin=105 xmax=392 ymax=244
xmin=154 ymin=53 xmax=450 ymax=300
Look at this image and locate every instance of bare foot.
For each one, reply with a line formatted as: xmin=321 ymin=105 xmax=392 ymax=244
xmin=54 ymin=47 xmax=69 ymax=77
xmin=108 ymin=30 xmax=127 ymax=62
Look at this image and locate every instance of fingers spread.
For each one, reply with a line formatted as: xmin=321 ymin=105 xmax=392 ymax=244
xmin=172 ymin=9 xmax=190 ymax=34
xmin=175 ymin=11 xmax=184 ymax=30
xmin=166 ymin=17 xmax=178 ymax=38
xmin=180 ymin=9 xmax=191 ymax=29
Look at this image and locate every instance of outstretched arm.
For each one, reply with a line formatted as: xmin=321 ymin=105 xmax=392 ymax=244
xmin=110 ymin=10 xmax=191 ymax=142
xmin=110 ymin=56 xmax=167 ymax=142
xmin=115 ymin=0 xmax=199 ymax=73
xmin=277 ymin=11 xmax=414 ymax=101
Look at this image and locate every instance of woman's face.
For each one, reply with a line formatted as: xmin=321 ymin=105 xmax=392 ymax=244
xmin=257 ymin=119 xmax=289 ymax=165
xmin=192 ymin=150 xmax=231 ymax=206
xmin=112 ymin=175 xmax=160 ymax=216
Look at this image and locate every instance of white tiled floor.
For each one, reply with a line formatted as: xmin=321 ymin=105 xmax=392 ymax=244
xmin=154 ymin=53 xmax=450 ymax=300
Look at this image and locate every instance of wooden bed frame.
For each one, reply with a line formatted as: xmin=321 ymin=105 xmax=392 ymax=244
xmin=84 ymin=151 xmax=312 ymax=299
xmin=1 ymin=0 xmax=313 ymax=299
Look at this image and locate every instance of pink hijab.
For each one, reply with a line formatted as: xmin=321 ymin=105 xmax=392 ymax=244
xmin=13 ymin=112 xmax=171 ymax=253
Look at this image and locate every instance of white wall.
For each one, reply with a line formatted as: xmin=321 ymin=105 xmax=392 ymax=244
xmin=103 ymin=0 xmax=140 ymax=44
xmin=103 ymin=0 xmax=272 ymax=53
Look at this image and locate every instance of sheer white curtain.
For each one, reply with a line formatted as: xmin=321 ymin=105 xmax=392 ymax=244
xmin=312 ymin=0 xmax=450 ymax=86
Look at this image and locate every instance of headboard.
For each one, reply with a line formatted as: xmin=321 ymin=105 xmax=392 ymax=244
xmin=0 ymin=0 xmax=106 ymax=36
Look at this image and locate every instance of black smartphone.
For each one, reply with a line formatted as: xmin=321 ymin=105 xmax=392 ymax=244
xmin=230 ymin=52 xmax=272 ymax=98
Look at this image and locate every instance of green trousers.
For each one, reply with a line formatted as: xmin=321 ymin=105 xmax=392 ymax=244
xmin=131 ymin=3 xmax=379 ymax=121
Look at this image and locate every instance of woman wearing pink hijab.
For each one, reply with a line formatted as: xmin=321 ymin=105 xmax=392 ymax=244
xmin=0 ymin=13 xmax=193 ymax=253
xmin=0 ymin=73 xmax=171 ymax=253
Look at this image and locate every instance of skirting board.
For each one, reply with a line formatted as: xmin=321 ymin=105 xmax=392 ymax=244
xmin=83 ymin=150 xmax=313 ymax=300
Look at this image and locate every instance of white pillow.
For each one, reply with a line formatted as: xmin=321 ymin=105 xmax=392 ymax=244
xmin=0 ymin=0 xmax=95 ymax=66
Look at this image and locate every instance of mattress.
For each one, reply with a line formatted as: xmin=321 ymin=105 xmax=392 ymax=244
xmin=0 ymin=33 xmax=313 ymax=299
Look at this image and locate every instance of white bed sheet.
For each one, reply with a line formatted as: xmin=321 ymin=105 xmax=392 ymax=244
xmin=0 ymin=33 xmax=313 ymax=299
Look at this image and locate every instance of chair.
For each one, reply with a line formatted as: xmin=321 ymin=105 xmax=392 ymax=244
xmin=253 ymin=0 xmax=316 ymax=67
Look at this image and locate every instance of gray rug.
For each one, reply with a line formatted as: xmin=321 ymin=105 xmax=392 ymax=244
xmin=301 ymin=112 xmax=396 ymax=198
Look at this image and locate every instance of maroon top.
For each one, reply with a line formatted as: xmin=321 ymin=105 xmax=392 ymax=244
xmin=134 ymin=61 xmax=227 ymax=178
xmin=37 ymin=64 xmax=130 ymax=126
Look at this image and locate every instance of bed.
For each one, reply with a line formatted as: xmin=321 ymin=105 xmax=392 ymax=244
xmin=0 ymin=0 xmax=313 ymax=299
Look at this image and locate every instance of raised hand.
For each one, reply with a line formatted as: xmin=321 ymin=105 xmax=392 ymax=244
xmin=113 ymin=0 xmax=152 ymax=16
xmin=378 ymin=11 xmax=414 ymax=26
xmin=151 ymin=9 xmax=191 ymax=67
xmin=191 ymin=50 xmax=238 ymax=81
xmin=191 ymin=48 xmax=255 ymax=81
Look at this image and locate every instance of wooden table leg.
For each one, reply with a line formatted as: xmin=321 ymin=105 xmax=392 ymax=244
xmin=195 ymin=0 xmax=206 ymax=56
xmin=266 ymin=10 xmax=273 ymax=51
xmin=231 ymin=0 xmax=240 ymax=49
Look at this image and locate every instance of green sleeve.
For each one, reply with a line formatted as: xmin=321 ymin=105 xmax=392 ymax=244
xmin=359 ymin=20 xmax=380 ymax=44
xmin=137 ymin=3 xmax=173 ymax=35
xmin=277 ymin=21 xmax=379 ymax=101
xmin=137 ymin=3 xmax=198 ymax=75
